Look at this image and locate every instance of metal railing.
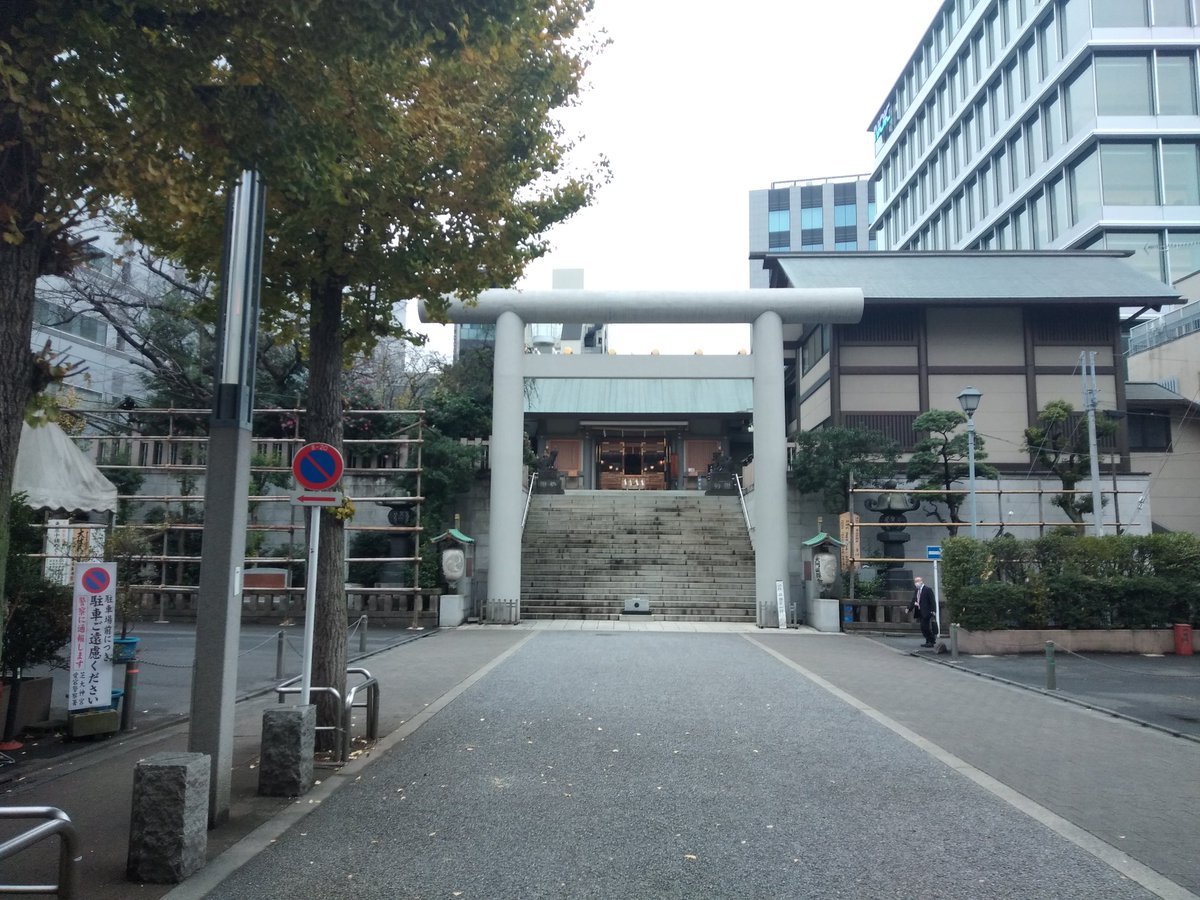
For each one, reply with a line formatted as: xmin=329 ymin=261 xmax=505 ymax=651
xmin=0 ymin=807 xmax=81 ymax=898
xmin=520 ymin=475 xmax=535 ymax=530
xmin=274 ymin=667 xmax=379 ymax=763
xmin=733 ymin=473 xmax=755 ymax=549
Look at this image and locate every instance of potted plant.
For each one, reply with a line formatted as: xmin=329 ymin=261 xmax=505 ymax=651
xmin=1 ymin=495 xmax=72 ymax=742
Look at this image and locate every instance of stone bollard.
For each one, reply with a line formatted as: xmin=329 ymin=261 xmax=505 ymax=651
xmin=258 ymin=705 xmax=316 ymax=797
xmin=127 ymin=751 xmax=209 ymax=883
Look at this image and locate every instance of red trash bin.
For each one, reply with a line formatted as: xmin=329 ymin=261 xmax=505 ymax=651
xmin=1174 ymin=623 xmax=1194 ymax=656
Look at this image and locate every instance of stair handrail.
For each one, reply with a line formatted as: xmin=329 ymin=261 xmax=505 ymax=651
xmin=521 ymin=473 xmax=535 ymax=530
xmin=733 ymin=473 xmax=755 ymax=548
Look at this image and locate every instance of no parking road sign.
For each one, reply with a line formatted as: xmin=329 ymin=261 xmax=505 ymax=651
xmin=292 ymin=442 xmax=344 ymax=491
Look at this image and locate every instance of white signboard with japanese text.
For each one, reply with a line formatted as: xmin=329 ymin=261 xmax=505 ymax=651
xmin=69 ymin=562 xmax=116 ymax=711
xmin=44 ymin=520 xmax=106 ymax=586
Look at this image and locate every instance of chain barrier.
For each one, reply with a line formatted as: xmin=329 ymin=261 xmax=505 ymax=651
xmin=1054 ymin=644 xmax=1200 ymax=678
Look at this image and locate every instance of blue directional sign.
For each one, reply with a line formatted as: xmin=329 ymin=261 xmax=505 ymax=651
xmin=292 ymin=443 xmax=344 ymax=491
xmin=927 ymin=545 xmax=942 ymax=560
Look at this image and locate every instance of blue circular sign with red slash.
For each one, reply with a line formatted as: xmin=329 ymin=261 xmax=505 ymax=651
xmin=292 ymin=442 xmax=345 ymax=491
xmin=81 ymin=566 xmax=111 ymax=594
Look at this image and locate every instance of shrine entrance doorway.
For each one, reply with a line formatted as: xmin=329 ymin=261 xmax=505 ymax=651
xmin=596 ymin=432 xmax=669 ymax=490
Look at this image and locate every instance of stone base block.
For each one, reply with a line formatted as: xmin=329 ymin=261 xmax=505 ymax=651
xmin=127 ymin=751 xmax=209 ymax=883
xmin=258 ymin=705 xmax=315 ymax=797
xmin=68 ymin=708 xmax=119 ymax=738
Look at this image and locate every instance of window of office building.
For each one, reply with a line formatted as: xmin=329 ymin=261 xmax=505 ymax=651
xmin=1002 ymin=0 xmax=1020 ymax=45
xmin=1059 ymin=0 xmax=1089 ymax=53
xmin=1100 ymin=142 xmax=1158 ymax=204
xmin=1152 ymin=0 xmax=1192 ymax=24
xmin=834 ymin=203 xmax=857 ymax=228
xmin=996 ymin=217 xmax=1011 ymax=248
xmin=1092 ymin=0 xmax=1149 ymax=26
xmin=1013 ymin=205 xmax=1031 ymax=248
xmin=994 ymin=146 xmax=1010 ymax=197
xmin=1104 ymin=230 xmax=1164 ymax=279
xmin=834 ymin=241 xmax=859 ymax=251
xmin=1031 ymin=190 xmax=1049 ymax=246
xmin=986 ymin=9 xmax=1001 ymax=65
xmin=801 ymin=227 xmax=824 ymax=247
xmin=1011 ymin=131 xmax=1027 ymax=184
xmin=1044 ymin=94 xmax=1065 ymax=156
xmin=1162 ymin=143 xmax=1200 ymax=204
xmin=800 ymin=207 xmax=823 ymax=230
xmin=1064 ymin=62 xmax=1095 ymax=137
xmin=1039 ymin=12 xmax=1059 ymax=78
xmin=1156 ymin=54 xmax=1198 ymax=114
xmin=1166 ymin=228 xmax=1200 ymax=279
xmin=1027 ymin=115 xmax=1044 ymax=168
xmin=1048 ymin=174 xmax=1068 ymax=239
xmin=1095 ymin=55 xmax=1153 ymax=115
xmin=1004 ymin=60 xmax=1019 ymax=120
xmin=1020 ymin=40 xmax=1035 ymax=98
xmin=1069 ymin=146 xmax=1102 ymax=223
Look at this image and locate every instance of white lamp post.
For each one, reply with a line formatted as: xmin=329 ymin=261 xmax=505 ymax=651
xmin=957 ymin=386 xmax=982 ymax=539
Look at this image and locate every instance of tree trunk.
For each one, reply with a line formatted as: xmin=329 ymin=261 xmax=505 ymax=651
xmin=0 ymin=237 xmax=43 ymax=675
xmin=307 ymin=279 xmax=347 ymax=751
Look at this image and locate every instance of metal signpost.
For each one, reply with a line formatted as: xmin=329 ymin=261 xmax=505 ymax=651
xmin=927 ymin=545 xmax=942 ymax=638
xmin=291 ymin=443 xmax=344 ymax=705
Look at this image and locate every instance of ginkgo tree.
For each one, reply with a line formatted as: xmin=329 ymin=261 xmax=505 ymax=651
xmin=0 ymin=1 xmax=603 ymax=711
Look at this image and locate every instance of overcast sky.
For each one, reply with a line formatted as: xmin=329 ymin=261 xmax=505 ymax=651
xmin=411 ymin=0 xmax=945 ymax=356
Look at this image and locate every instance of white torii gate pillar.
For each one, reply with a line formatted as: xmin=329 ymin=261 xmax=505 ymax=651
xmin=424 ymin=288 xmax=864 ymax=625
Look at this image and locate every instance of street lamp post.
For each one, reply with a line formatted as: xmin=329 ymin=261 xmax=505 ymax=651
xmin=957 ymin=387 xmax=982 ymax=539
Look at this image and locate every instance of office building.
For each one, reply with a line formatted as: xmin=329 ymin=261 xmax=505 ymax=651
xmin=868 ymin=0 xmax=1200 ymax=289
xmin=747 ymin=175 xmax=877 ymax=288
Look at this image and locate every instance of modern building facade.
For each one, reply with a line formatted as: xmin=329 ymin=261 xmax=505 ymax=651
xmin=747 ymin=175 xmax=878 ymax=288
xmin=868 ymin=0 xmax=1200 ymax=290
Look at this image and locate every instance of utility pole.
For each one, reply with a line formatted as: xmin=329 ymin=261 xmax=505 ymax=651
xmin=190 ymin=169 xmax=266 ymax=825
xmin=1081 ymin=351 xmax=1105 ymax=537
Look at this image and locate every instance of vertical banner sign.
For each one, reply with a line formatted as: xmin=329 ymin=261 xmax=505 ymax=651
xmin=70 ymin=563 xmax=117 ymax=711
xmin=775 ymin=580 xmax=788 ymax=630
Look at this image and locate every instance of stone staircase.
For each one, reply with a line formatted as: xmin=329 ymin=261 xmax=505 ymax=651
xmin=520 ymin=490 xmax=756 ymax=622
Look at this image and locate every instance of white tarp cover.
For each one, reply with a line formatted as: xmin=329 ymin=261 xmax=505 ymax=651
xmin=14 ymin=422 xmax=118 ymax=514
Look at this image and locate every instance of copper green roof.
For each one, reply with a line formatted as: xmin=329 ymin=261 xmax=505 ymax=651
xmin=801 ymin=532 xmax=845 ymax=547
xmin=431 ymin=528 xmax=474 ymax=544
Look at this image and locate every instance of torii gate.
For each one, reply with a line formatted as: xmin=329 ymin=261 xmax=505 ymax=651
xmin=422 ymin=288 xmax=864 ymax=626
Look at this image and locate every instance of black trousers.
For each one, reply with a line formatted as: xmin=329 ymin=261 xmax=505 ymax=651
xmin=920 ymin=613 xmax=938 ymax=645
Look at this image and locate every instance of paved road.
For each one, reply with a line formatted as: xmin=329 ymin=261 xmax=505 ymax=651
xmin=201 ymin=631 xmax=1197 ymax=899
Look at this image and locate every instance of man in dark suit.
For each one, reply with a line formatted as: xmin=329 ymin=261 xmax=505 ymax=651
xmin=912 ymin=576 xmax=938 ymax=648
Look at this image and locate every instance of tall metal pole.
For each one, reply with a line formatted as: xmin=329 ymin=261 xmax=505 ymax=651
xmin=1082 ymin=351 xmax=1105 ymax=536
xmin=189 ymin=169 xmax=265 ymax=826
xmin=966 ymin=413 xmax=978 ymax=539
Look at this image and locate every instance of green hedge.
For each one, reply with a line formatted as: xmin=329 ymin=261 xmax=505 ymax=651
xmin=942 ymin=533 xmax=1200 ymax=631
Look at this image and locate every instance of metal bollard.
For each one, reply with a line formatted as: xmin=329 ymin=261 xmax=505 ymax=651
xmin=950 ymin=622 xmax=959 ymax=660
xmin=275 ymin=630 xmax=285 ymax=681
xmin=121 ymin=661 xmax=139 ymax=732
xmin=359 ymin=615 xmax=368 ymax=654
xmin=1045 ymin=640 xmax=1057 ymax=690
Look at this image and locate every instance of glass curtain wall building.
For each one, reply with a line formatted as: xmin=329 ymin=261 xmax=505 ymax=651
xmin=869 ymin=0 xmax=1200 ymax=287
xmin=747 ymin=175 xmax=877 ymax=288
